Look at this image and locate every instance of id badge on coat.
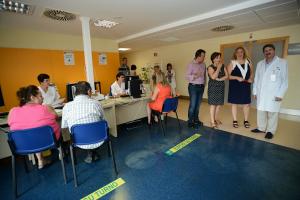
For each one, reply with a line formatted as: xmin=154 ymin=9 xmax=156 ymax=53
xmin=270 ymin=74 xmax=276 ymax=82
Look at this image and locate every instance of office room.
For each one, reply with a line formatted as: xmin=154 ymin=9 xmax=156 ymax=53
xmin=0 ymin=0 xmax=300 ymax=199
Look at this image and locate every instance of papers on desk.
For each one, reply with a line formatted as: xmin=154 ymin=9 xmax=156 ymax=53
xmin=52 ymin=98 xmax=65 ymax=108
xmin=54 ymin=109 xmax=62 ymax=116
xmin=92 ymin=93 xmax=105 ymax=101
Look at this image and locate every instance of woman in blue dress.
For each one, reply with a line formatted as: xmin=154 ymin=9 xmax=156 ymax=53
xmin=227 ymin=47 xmax=253 ymax=128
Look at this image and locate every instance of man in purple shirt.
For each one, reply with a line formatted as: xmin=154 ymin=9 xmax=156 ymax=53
xmin=186 ymin=49 xmax=206 ymax=128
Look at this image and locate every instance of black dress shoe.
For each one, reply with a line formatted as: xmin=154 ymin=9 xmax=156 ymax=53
xmin=251 ymin=128 xmax=265 ymax=133
xmin=194 ymin=121 xmax=203 ymax=126
xmin=264 ymin=132 xmax=274 ymax=139
xmin=187 ymin=122 xmax=194 ymax=128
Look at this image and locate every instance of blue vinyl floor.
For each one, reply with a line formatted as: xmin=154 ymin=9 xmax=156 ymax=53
xmin=1 ymin=118 xmax=300 ymax=200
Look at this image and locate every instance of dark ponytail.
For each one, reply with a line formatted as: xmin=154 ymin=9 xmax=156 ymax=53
xmin=16 ymin=85 xmax=39 ymax=106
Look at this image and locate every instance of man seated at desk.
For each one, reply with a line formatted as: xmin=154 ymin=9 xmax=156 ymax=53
xmin=37 ymin=73 xmax=65 ymax=108
xmin=61 ymin=81 xmax=105 ymax=163
xmin=110 ymin=72 xmax=128 ymax=97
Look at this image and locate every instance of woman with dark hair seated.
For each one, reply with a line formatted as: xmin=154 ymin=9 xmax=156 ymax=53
xmin=8 ymin=85 xmax=61 ymax=169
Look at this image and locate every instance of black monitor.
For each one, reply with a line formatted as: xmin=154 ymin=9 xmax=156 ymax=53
xmin=0 ymin=85 xmax=4 ymax=107
xmin=130 ymin=78 xmax=142 ymax=98
xmin=125 ymin=75 xmax=139 ymax=90
xmin=66 ymin=83 xmax=77 ymax=102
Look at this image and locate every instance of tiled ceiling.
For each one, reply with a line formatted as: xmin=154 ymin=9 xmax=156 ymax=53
xmin=0 ymin=0 xmax=299 ymax=51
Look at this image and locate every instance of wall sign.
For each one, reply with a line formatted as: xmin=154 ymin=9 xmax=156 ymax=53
xmin=64 ymin=51 xmax=75 ymax=65
xmin=99 ymin=53 xmax=107 ymax=65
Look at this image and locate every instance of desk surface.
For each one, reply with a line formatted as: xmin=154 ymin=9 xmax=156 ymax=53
xmin=0 ymin=96 xmax=150 ymax=127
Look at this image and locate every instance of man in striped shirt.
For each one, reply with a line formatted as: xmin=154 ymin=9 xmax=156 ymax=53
xmin=62 ymin=81 xmax=105 ymax=163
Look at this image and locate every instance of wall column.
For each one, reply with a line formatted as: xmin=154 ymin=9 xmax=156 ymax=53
xmin=80 ymin=16 xmax=95 ymax=91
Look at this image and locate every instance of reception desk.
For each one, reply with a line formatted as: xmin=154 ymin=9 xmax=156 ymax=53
xmin=0 ymin=96 xmax=150 ymax=159
xmin=98 ymin=96 xmax=149 ymax=136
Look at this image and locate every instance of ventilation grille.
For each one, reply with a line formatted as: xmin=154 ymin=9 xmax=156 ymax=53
xmin=211 ymin=25 xmax=234 ymax=32
xmin=43 ymin=9 xmax=76 ymax=21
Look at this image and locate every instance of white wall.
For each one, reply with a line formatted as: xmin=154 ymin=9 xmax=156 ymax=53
xmin=123 ymin=24 xmax=300 ymax=111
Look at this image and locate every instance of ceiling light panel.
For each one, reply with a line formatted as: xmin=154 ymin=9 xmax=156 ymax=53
xmin=0 ymin=0 xmax=33 ymax=15
xmin=94 ymin=19 xmax=118 ymax=28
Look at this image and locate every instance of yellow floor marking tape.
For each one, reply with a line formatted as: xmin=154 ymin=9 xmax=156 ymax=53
xmin=81 ymin=178 xmax=125 ymax=200
xmin=165 ymin=133 xmax=201 ymax=155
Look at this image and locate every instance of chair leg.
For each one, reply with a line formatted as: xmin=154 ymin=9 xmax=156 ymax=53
xmin=58 ymin=146 xmax=67 ymax=184
xmin=108 ymin=140 xmax=118 ymax=175
xmin=158 ymin=114 xmax=165 ymax=136
xmin=175 ymin=111 xmax=181 ymax=130
xmin=107 ymin=140 xmax=111 ymax=157
xmin=23 ymin=155 xmax=29 ymax=173
xmin=12 ymin=154 xmax=17 ymax=199
xmin=165 ymin=114 xmax=168 ymax=125
xmin=69 ymin=145 xmax=78 ymax=187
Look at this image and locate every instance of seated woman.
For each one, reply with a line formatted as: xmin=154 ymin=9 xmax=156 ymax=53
xmin=110 ymin=72 xmax=127 ymax=97
xmin=8 ymin=85 xmax=61 ymax=169
xmin=37 ymin=73 xmax=64 ymax=108
xmin=147 ymin=72 xmax=172 ymax=125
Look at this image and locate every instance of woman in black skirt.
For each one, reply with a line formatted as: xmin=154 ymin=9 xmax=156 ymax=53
xmin=227 ymin=47 xmax=253 ymax=128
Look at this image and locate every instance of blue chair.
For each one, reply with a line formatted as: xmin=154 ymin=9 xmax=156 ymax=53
xmin=7 ymin=126 xmax=67 ymax=199
xmin=69 ymin=120 xmax=118 ymax=187
xmin=152 ymin=96 xmax=181 ymax=135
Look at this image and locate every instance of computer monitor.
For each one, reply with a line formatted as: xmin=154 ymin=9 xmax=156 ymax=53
xmin=66 ymin=83 xmax=77 ymax=102
xmin=0 ymin=85 xmax=4 ymax=107
xmin=130 ymin=78 xmax=142 ymax=98
xmin=125 ymin=75 xmax=139 ymax=90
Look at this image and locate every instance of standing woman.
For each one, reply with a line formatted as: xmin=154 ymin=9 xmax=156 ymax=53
xmin=227 ymin=47 xmax=253 ymax=128
xmin=207 ymin=52 xmax=228 ymax=128
xmin=166 ymin=63 xmax=177 ymax=96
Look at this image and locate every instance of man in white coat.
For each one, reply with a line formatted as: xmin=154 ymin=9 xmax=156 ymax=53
xmin=251 ymin=44 xmax=288 ymax=139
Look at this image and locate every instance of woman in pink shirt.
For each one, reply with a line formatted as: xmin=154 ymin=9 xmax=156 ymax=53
xmin=8 ymin=85 xmax=60 ymax=169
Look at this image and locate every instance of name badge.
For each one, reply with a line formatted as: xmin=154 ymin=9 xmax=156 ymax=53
xmin=270 ymin=74 xmax=276 ymax=82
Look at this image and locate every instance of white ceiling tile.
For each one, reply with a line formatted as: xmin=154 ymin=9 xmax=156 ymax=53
xmin=254 ymin=0 xmax=297 ymax=17
xmin=262 ymin=10 xmax=300 ymax=23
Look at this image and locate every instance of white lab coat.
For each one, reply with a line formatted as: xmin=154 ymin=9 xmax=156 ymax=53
xmin=252 ymin=56 xmax=288 ymax=112
xmin=166 ymin=69 xmax=176 ymax=89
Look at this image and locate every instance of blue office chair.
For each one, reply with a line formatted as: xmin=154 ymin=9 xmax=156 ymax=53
xmin=7 ymin=126 xmax=67 ymax=199
xmin=69 ymin=120 xmax=118 ymax=187
xmin=152 ymin=96 xmax=181 ymax=136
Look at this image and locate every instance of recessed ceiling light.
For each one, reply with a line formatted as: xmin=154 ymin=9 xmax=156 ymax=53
xmin=211 ymin=25 xmax=234 ymax=32
xmin=0 ymin=0 xmax=33 ymax=15
xmin=94 ymin=19 xmax=118 ymax=28
xmin=118 ymin=48 xmax=131 ymax=51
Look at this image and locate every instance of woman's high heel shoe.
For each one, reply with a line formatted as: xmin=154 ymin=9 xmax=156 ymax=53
xmin=215 ymin=120 xmax=222 ymax=125
xmin=210 ymin=122 xmax=218 ymax=129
